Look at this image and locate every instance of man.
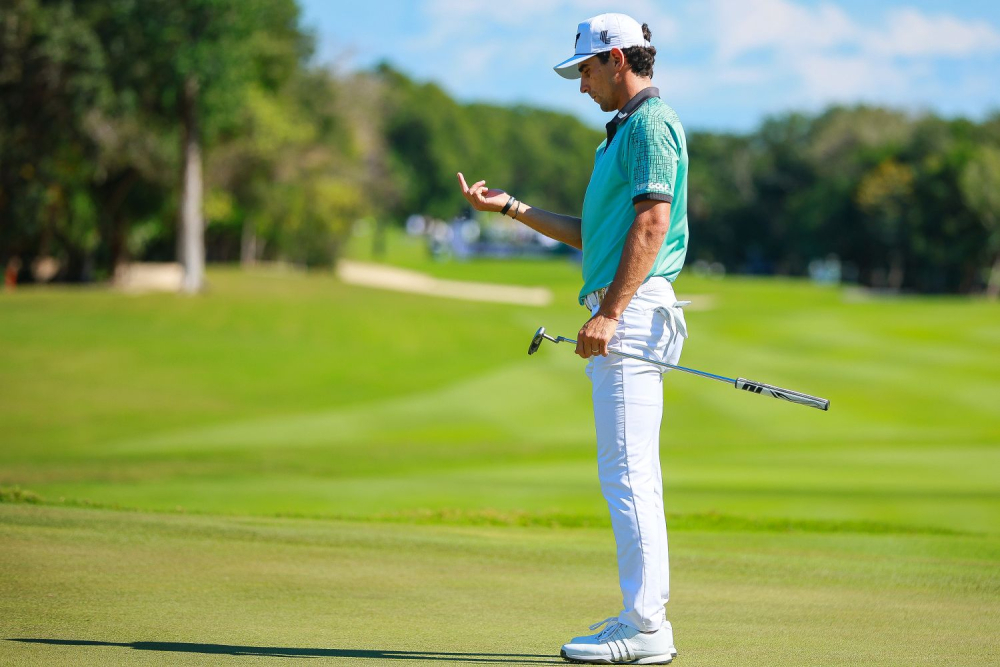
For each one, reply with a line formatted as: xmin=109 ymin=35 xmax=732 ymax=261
xmin=458 ymin=12 xmax=688 ymax=665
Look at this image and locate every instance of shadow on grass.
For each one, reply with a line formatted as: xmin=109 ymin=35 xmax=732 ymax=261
xmin=6 ymin=638 xmax=565 ymax=664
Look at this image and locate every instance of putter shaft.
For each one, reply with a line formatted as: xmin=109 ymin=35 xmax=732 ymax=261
xmin=544 ymin=332 xmax=732 ymax=384
xmin=535 ymin=329 xmax=829 ymax=411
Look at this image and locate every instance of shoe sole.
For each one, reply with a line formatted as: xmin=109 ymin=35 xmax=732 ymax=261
xmin=560 ymin=648 xmax=676 ymax=664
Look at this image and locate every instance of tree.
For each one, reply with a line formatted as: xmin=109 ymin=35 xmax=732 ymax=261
xmin=86 ymin=0 xmax=306 ymax=292
xmin=856 ymin=159 xmax=916 ymax=290
xmin=960 ymin=146 xmax=1000 ymax=298
xmin=375 ymin=64 xmax=601 ymax=222
xmin=206 ymin=66 xmax=369 ymax=268
xmin=0 ymin=0 xmax=111 ymax=280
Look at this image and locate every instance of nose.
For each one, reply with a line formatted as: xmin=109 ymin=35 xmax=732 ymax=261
xmin=579 ymin=78 xmax=588 ymax=94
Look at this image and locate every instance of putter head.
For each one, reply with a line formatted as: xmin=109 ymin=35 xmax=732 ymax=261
xmin=528 ymin=326 xmax=546 ymax=355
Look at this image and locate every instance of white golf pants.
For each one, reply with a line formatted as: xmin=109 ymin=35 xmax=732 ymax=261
xmin=585 ymin=277 xmax=688 ymax=632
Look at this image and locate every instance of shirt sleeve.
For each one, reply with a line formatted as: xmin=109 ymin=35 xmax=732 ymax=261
xmin=626 ymin=116 xmax=679 ymax=204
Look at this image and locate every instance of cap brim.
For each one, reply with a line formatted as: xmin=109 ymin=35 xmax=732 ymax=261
xmin=553 ymin=53 xmax=592 ymax=79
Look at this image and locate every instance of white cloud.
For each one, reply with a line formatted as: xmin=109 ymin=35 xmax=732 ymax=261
xmin=712 ymin=0 xmax=857 ymax=62
xmin=694 ymin=0 xmax=1000 ymax=110
xmin=871 ymin=8 xmax=1000 ymax=57
xmin=709 ymin=0 xmax=1000 ymax=62
xmin=790 ymin=54 xmax=904 ymax=102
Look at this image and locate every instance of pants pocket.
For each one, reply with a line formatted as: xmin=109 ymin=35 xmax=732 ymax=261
xmin=653 ymin=305 xmax=687 ymax=369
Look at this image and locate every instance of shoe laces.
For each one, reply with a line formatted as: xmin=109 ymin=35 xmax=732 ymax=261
xmin=589 ymin=617 xmax=625 ymax=642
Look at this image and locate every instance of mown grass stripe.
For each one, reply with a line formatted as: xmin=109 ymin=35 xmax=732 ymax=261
xmin=0 ymin=486 xmax=967 ymax=536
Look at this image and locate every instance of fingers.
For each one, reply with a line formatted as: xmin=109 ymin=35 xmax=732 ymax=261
xmin=457 ymin=172 xmax=490 ymax=203
xmin=577 ymin=340 xmax=600 ymax=359
xmin=575 ymin=325 xmax=588 ymax=358
xmin=577 ymin=315 xmax=615 ymax=359
xmin=457 ymin=173 xmax=485 ymax=196
xmin=576 ymin=332 xmax=600 ymax=359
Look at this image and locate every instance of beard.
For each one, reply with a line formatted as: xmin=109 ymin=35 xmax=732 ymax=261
xmin=591 ymin=95 xmax=615 ymax=112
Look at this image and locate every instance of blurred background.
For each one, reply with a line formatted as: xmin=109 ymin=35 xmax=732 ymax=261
xmin=2 ymin=0 xmax=1000 ymax=293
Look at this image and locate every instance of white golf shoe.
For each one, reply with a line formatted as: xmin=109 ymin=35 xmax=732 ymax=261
xmin=561 ymin=617 xmax=676 ymax=664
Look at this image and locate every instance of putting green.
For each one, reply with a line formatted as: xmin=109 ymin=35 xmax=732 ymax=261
xmin=2 ymin=504 xmax=998 ymax=667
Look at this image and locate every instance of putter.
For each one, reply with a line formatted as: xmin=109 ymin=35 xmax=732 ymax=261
xmin=528 ymin=326 xmax=830 ymax=411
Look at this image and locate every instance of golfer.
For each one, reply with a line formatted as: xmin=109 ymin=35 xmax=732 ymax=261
xmin=458 ymin=13 xmax=687 ymax=665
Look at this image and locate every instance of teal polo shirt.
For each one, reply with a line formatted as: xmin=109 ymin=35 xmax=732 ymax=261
xmin=579 ymin=87 xmax=689 ymax=303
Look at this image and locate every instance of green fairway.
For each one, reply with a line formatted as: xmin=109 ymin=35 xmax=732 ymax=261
xmin=2 ymin=247 xmax=999 ymax=664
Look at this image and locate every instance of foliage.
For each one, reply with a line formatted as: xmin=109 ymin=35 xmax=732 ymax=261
xmin=375 ymin=63 xmax=602 ymax=220
xmin=0 ymin=0 xmax=114 ymax=279
xmin=688 ymin=106 xmax=1000 ymax=293
xmin=960 ymin=145 xmax=1000 ymax=295
xmin=0 ymin=0 xmax=359 ymax=278
xmin=205 ymin=68 xmax=367 ymax=267
xmin=2 ymin=4 xmax=999 ymax=293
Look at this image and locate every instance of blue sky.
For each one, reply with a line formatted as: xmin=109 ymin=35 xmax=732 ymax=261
xmin=300 ymin=0 xmax=1000 ymax=132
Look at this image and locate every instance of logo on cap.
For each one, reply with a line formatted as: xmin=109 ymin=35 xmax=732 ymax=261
xmin=600 ymin=30 xmax=610 ymax=44
xmin=575 ymin=32 xmax=581 ymax=50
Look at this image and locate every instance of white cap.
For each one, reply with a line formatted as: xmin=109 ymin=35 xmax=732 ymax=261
xmin=553 ymin=13 xmax=650 ymax=80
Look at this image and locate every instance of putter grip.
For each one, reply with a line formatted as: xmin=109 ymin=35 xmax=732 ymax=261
xmin=735 ymin=378 xmax=830 ymax=411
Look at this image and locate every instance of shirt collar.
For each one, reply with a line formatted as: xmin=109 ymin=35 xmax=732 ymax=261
xmin=605 ymin=86 xmax=660 ymax=148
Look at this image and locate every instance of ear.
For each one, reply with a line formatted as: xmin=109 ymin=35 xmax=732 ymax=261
xmin=610 ymin=47 xmax=626 ymax=71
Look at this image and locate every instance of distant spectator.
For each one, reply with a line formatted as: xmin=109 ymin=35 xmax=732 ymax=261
xmin=5 ymin=257 xmax=22 ymax=291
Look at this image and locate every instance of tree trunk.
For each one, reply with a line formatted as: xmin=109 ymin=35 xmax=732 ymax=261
xmin=373 ymin=218 xmax=386 ymax=258
xmin=180 ymin=75 xmax=204 ymax=293
xmin=106 ymin=170 xmax=138 ymax=275
xmin=887 ymin=250 xmax=905 ymax=291
xmin=987 ymin=253 xmax=1000 ymax=300
xmin=240 ymin=218 xmax=257 ymax=267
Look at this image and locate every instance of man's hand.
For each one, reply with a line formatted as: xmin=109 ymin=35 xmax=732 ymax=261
xmin=576 ymin=313 xmax=618 ymax=358
xmin=458 ymin=172 xmax=509 ymax=213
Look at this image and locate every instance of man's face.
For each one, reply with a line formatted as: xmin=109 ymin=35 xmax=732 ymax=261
xmin=578 ymin=53 xmax=619 ymax=112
